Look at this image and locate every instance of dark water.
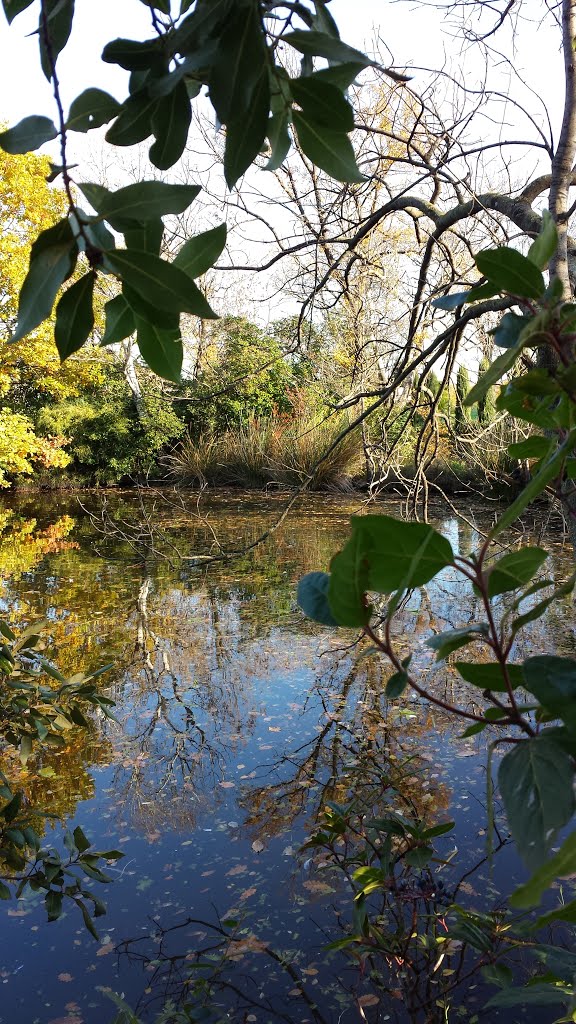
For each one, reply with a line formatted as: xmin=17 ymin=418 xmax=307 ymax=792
xmin=0 ymin=490 xmax=574 ymax=1024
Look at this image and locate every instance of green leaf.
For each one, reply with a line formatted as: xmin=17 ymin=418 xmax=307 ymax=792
xmin=10 ymin=219 xmax=77 ymax=344
xmin=293 ymin=111 xmax=365 ymax=182
xmin=491 ymin=311 xmax=531 ymax=349
xmin=485 ymin=984 xmax=571 ymax=1008
xmin=3 ymin=792 xmax=22 ymax=822
xmin=309 ymin=62 xmax=367 ymax=90
xmin=511 ymin=574 xmax=576 ymax=637
xmin=465 ymin=345 xmax=522 ymax=406
xmin=104 ymin=249 xmax=217 ymax=318
xmin=0 ymin=115 xmax=57 ymax=153
xmin=73 ymin=825 xmax=90 ymax=852
xmin=486 ymin=546 xmax=548 ymax=598
xmin=490 ymin=428 xmax=576 ymax=537
xmin=290 ymin=77 xmax=354 ymax=131
xmin=122 ymin=284 xmax=180 ymax=330
xmin=66 ymin=88 xmax=121 ymax=132
xmin=404 ymin=846 xmax=433 ymax=868
xmin=124 ymin=219 xmax=163 ymax=255
xmin=523 ymin=656 xmax=576 ymax=731
xmin=102 ymin=36 xmax=164 ymax=71
xmin=421 ymin=820 xmax=455 ymax=839
xmin=79 ymin=180 xmax=201 ymax=229
xmin=136 ymin=317 xmax=183 ymax=383
xmin=386 ymin=670 xmax=409 ymax=698
xmin=328 ymin=524 xmax=371 ymax=627
xmin=101 ymin=295 xmax=135 ymax=346
xmin=39 ymin=0 xmax=74 ymax=79
xmin=297 ymin=572 xmax=339 ymax=627
xmin=426 ymin=624 xmax=488 ymax=661
xmin=454 ymin=661 xmax=524 ymax=692
xmin=174 ymin=223 xmax=227 ymax=279
xmin=481 ymin=963 xmax=513 ymax=988
xmin=265 ymin=111 xmax=292 ymax=171
xmin=224 ymin=67 xmax=270 ymax=188
xmin=208 ymin=0 xmax=268 ymax=126
xmin=354 ymin=514 xmax=454 ymax=592
xmin=526 ymin=897 xmax=576 ymax=931
xmin=499 ymin=737 xmax=575 ymax=871
xmin=475 ymin=246 xmax=546 ymax=299
xmin=283 ymin=29 xmax=370 ymax=68
xmin=78 ymin=899 xmax=99 ymax=940
xmin=54 ymin=272 xmax=95 ymax=359
xmin=507 ymin=436 xmax=552 ymax=459
xmin=528 ymin=210 xmax=558 ymax=270
xmin=0 ymin=881 xmax=10 ymax=900
xmin=105 ymin=90 xmax=158 ymax=147
xmin=45 ymin=889 xmax=63 ymax=922
xmin=512 ymin=833 xmax=576 ymax=910
xmin=149 ymin=79 xmax=192 ymax=170
xmin=432 ymin=282 xmax=497 ymax=311
xmin=2 ymin=0 xmax=35 ymax=24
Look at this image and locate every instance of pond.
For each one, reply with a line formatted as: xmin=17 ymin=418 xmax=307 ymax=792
xmin=0 ymin=489 xmax=574 ymax=1024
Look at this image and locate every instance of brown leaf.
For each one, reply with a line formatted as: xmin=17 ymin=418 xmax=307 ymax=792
xmin=57 ymin=973 xmax=73 ymax=982
xmin=96 ymin=942 xmax=115 ymax=957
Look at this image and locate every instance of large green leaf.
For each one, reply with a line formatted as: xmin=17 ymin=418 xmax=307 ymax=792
xmin=122 ymin=284 xmax=180 ymax=330
xmin=2 ymin=0 xmax=35 ymax=24
xmin=523 ymin=656 xmax=576 ymax=731
xmin=475 ymin=246 xmax=546 ymax=300
xmin=426 ymin=624 xmax=488 ymax=661
xmin=491 ymin=311 xmax=530 ymax=349
xmin=293 ymin=110 xmax=364 ymax=183
xmin=123 ymin=219 xmax=164 ymax=256
xmin=309 ymin=62 xmax=367 ymax=90
xmin=465 ymin=345 xmax=523 ymax=406
xmin=507 ymin=436 xmax=552 ymax=459
xmin=527 ymin=210 xmax=558 ymax=270
xmin=10 ymin=219 xmax=77 ymax=344
xmin=174 ymin=223 xmax=227 ymax=279
xmin=328 ymin=528 xmax=371 ymax=627
xmin=105 ymin=90 xmax=158 ymax=147
xmin=101 ymin=36 xmax=165 ymax=71
xmin=499 ymin=737 xmax=575 ymax=871
xmin=265 ymin=111 xmax=292 ymax=171
xmin=135 ymin=316 xmax=183 ymax=383
xmin=290 ymin=77 xmax=354 ymax=131
xmin=101 ymin=295 xmax=135 ymax=346
xmin=79 ymin=181 xmax=201 ymax=228
xmin=104 ymin=249 xmax=217 ymax=318
xmin=209 ymin=0 xmax=267 ymax=126
xmin=149 ymin=79 xmax=192 ymax=170
xmin=297 ymin=572 xmax=339 ymax=627
xmin=454 ymin=661 xmax=524 ymax=692
xmin=54 ymin=272 xmax=95 ymax=359
xmin=66 ymin=88 xmax=121 ymax=132
xmin=224 ymin=67 xmax=270 ymax=188
xmin=355 ymin=514 xmax=454 ymax=591
xmin=511 ymin=831 xmax=576 ymax=908
xmin=0 ymin=115 xmax=57 ymax=153
xmin=485 ymin=985 xmax=571 ymax=1009
xmin=284 ymin=29 xmax=370 ymax=68
xmin=486 ymin=547 xmax=548 ymax=597
xmin=39 ymin=0 xmax=74 ymax=79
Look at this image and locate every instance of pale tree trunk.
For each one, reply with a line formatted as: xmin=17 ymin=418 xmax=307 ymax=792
xmin=549 ymin=0 xmax=576 ymax=298
xmin=122 ymin=340 xmax=147 ymax=423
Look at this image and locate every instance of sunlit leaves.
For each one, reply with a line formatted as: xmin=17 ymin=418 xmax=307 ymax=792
xmin=499 ymin=737 xmax=575 ymax=871
xmin=0 ymin=115 xmax=57 ymax=153
xmin=475 ymin=246 xmax=546 ymax=299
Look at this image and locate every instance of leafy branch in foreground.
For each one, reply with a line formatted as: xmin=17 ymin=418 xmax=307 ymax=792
xmin=298 ymin=216 xmax=576 ymax=1012
xmin=0 ymin=617 xmax=122 ymax=936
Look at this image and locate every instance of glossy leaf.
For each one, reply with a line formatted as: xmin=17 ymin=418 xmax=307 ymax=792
xmin=432 ymin=282 xmax=496 ymax=311
xmin=297 ymin=572 xmax=339 ymax=626
xmin=354 ymin=514 xmax=454 ymax=592
xmin=528 ymin=210 xmax=558 ymax=270
xmin=454 ymin=661 xmax=524 ymax=692
xmin=66 ymin=88 xmax=121 ymax=132
xmin=0 ymin=115 xmax=57 ymax=153
xmin=149 ymin=79 xmax=192 ymax=170
xmin=10 ymin=219 xmax=77 ymax=344
xmin=491 ymin=311 xmax=530 ymax=349
xmin=79 ymin=180 xmax=201 ymax=228
xmin=136 ymin=316 xmax=183 ymax=383
xmin=174 ymin=223 xmax=227 ymax=279
xmin=105 ymin=249 xmax=217 ymax=318
xmin=511 ymin=575 xmax=576 ymax=637
xmin=101 ymin=295 xmax=135 ymax=346
xmin=486 ymin=546 xmax=548 ymax=597
xmin=290 ymin=77 xmax=354 ymax=131
xmin=105 ymin=90 xmax=158 ymax=147
xmin=499 ymin=737 xmax=575 ymax=871
xmin=475 ymin=246 xmax=545 ymax=299
xmin=293 ymin=111 xmax=365 ymax=183
xmin=54 ymin=272 xmax=95 ymax=359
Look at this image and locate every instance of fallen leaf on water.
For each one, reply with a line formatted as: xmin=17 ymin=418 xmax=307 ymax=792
xmin=226 ymin=864 xmax=247 ymax=876
xmin=268 ymin=727 xmax=281 ymax=732
xmin=302 ymin=880 xmax=333 ymax=894
xmin=57 ymin=973 xmax=73 ymax=982
xmin=238 ymin=887 xmax=257 ymax=901
xmin=358 ymin=994 xmax=379 ymax=1007
xmin=251 ymin=840 xmax=265 ymax=854
xmin=219 ymin=781 xmax=235 ymax=789
xmin=96 ymin=943 xmax=115 ymax=957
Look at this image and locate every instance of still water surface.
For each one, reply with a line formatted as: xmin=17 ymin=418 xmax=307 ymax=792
xmin=0 ymin=491 xmax=574 ymax=1024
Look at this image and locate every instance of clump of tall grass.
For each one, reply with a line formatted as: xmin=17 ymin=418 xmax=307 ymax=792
xmin=165 ymin=411 xmax=362 ymax=490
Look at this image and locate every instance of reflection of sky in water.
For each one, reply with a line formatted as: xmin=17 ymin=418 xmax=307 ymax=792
xmin=0 ymin=492 xmax=572 ymax=1023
